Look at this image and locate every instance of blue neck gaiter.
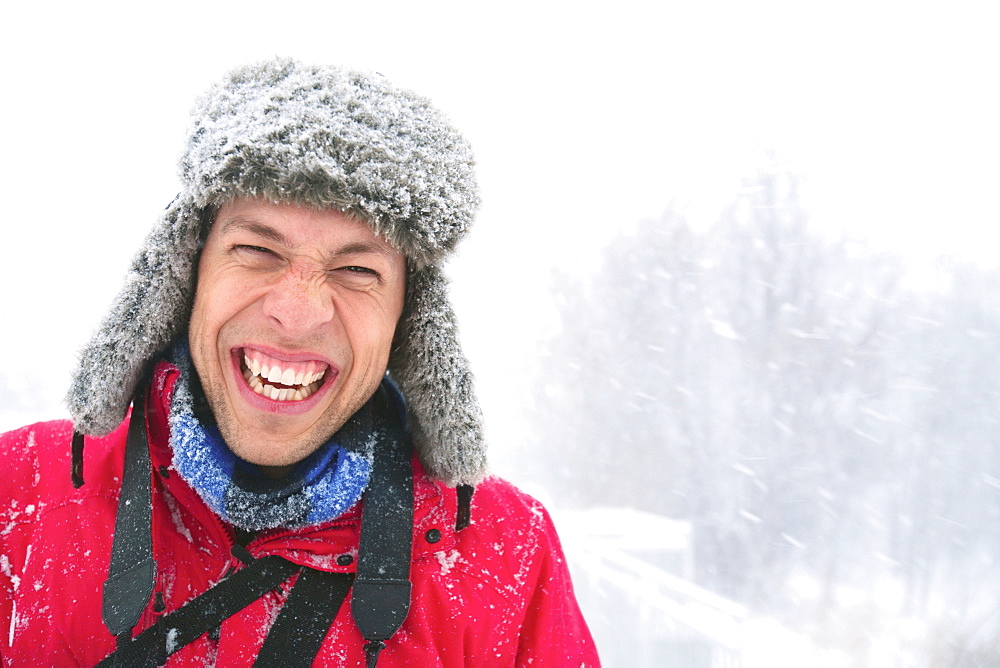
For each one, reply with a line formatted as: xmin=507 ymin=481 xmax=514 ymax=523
xmin=167 ymin=345 xmax=374 ymax=530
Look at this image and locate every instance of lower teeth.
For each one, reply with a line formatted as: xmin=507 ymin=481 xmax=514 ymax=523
xmin=241 ymin=359 xmax=328 ymax=401
xmin=244 ymin=368 xmax=314 ymax=401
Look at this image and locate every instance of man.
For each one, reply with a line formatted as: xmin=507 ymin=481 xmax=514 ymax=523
xmin=0 ymin=59 xmax=598 ymax=666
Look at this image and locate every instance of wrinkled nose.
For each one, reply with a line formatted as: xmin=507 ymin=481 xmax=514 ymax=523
xmin=262 ymin=273 xmax=335 ymax=335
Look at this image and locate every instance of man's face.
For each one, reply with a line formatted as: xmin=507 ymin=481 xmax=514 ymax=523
xmin=188 ymin=198 xmax=406 ymax=475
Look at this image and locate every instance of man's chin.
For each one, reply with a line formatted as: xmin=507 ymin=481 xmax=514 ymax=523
xmin=211 ymin=406 xmax=312 ymax=465
xmin=223 ymin=429 xmax=322 ymax=470
xmin=207 ymin=378 xmax=372 ymax=468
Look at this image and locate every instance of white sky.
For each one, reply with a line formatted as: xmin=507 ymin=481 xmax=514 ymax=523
xmin=2 ymin=1 xmax=997 ymax=470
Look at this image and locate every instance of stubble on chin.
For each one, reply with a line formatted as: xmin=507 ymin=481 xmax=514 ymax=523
xmin=200 ymin=371 xmax=375 ymax=469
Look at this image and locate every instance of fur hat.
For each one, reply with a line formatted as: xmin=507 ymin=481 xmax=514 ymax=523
xmin=67 ymin=59 xmax=486 ymax=486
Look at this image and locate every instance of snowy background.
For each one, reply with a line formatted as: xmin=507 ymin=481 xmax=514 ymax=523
xmin=2 ymin=1 xmax=999 ymax=665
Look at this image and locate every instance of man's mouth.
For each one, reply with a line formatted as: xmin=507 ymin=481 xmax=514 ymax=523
xmin=239 ymin=348 xmax=329 ymax=402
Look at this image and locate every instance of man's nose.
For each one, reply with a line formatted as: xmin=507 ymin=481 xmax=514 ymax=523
xmin=262 ymin=272 xmax=335 ymax=334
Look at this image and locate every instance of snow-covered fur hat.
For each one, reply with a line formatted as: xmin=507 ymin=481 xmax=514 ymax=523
xmin=68 ymin=59 xmax=486 ymax=486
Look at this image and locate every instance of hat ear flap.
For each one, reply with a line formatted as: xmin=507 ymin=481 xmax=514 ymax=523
xmin=388 ymin=265 xmax=487 ymax=487
xmin=67 ymin=198 xmax=204 ymax=435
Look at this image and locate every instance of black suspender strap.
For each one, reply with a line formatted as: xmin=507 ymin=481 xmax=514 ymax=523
xmin=103 ymin=392 xmax=157 ymax=641
xmin=254 ymin=568 xmax=355 ymax=667
xmin=98 ymin=555 xmax=300 ymax=667
xmin=352 ymin=387 xmax=414 ymax=667
xmin=98 ymin=557 xmax=300 ymax=668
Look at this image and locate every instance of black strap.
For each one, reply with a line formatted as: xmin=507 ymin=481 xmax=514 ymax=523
xmin=254 ymin=569 xmax=355 ymax=667
xmin=103 ymin=393 xmax=157 ymax=639
xmin=71 ymin=431 xmax=85 ymax=488
xmin=456 ymin=484 xmax=474 ymax=531
xmin=352 ymin=387 xmax=414 ymax=653
xmin=98 ymin=555 xmax=300 ymax=667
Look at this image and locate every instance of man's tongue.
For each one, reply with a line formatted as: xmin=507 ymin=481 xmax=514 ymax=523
xmin=241 ymin=349 xmax=328 ymax=402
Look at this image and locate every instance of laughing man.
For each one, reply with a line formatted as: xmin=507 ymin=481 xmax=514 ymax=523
xmin=0 ymin=59 xmax=598 ymax=666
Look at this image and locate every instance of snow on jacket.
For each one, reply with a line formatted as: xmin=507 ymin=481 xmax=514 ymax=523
xmin=0 ymin=361 xmax=599 ymax=666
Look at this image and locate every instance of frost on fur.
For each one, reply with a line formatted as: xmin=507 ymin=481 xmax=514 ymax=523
xmin=389 ymin=265 xmax=487 ymax=486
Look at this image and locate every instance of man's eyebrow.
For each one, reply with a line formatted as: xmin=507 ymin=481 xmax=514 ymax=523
xmin=333 ymin=241 xmax=398 ymax=259
xmin=219 ymin=217 xmax=397 ymax=260
xmin=218 ymin=218 xmax=290 ymax=246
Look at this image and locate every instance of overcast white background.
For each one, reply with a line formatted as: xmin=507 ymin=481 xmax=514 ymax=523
xmin=1 ymin=0 xmax=997 ymax=478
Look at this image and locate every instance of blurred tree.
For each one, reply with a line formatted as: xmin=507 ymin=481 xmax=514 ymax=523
xmin=527 ymin=164 xmax=1000 ymax=661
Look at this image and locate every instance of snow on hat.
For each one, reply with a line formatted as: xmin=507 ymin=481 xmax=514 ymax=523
xmin=67 ymin=58 xmax=486 ymax=486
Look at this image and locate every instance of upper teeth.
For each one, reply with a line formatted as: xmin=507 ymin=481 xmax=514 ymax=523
xmin=242 ymin=350 xmax=328 ymax=401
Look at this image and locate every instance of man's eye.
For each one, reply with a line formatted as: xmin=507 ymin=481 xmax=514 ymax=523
xmin=231 ymin=244 xmax=283 ymax=268
xmin=341 ymin=266 xmax=379 ymax=276
xmin=234 ymin=245 xmax=274 ymax=255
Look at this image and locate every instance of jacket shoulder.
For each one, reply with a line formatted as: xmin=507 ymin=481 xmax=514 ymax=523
xmin=470 ymin=475 xmax=557 ymax=528
xmin=0 ymin=418 xmax=75 ymax=452
xmin=0 ymin=420 xmax=74 ymax=497
xmin=458 ymin=475 xmax=567 ymax=578
xmin=0 ymin=418 xmax=128 ymax=503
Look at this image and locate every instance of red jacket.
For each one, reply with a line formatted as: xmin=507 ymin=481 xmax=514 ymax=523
xmin=0 ymin=362 xmax=598 ymax=666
